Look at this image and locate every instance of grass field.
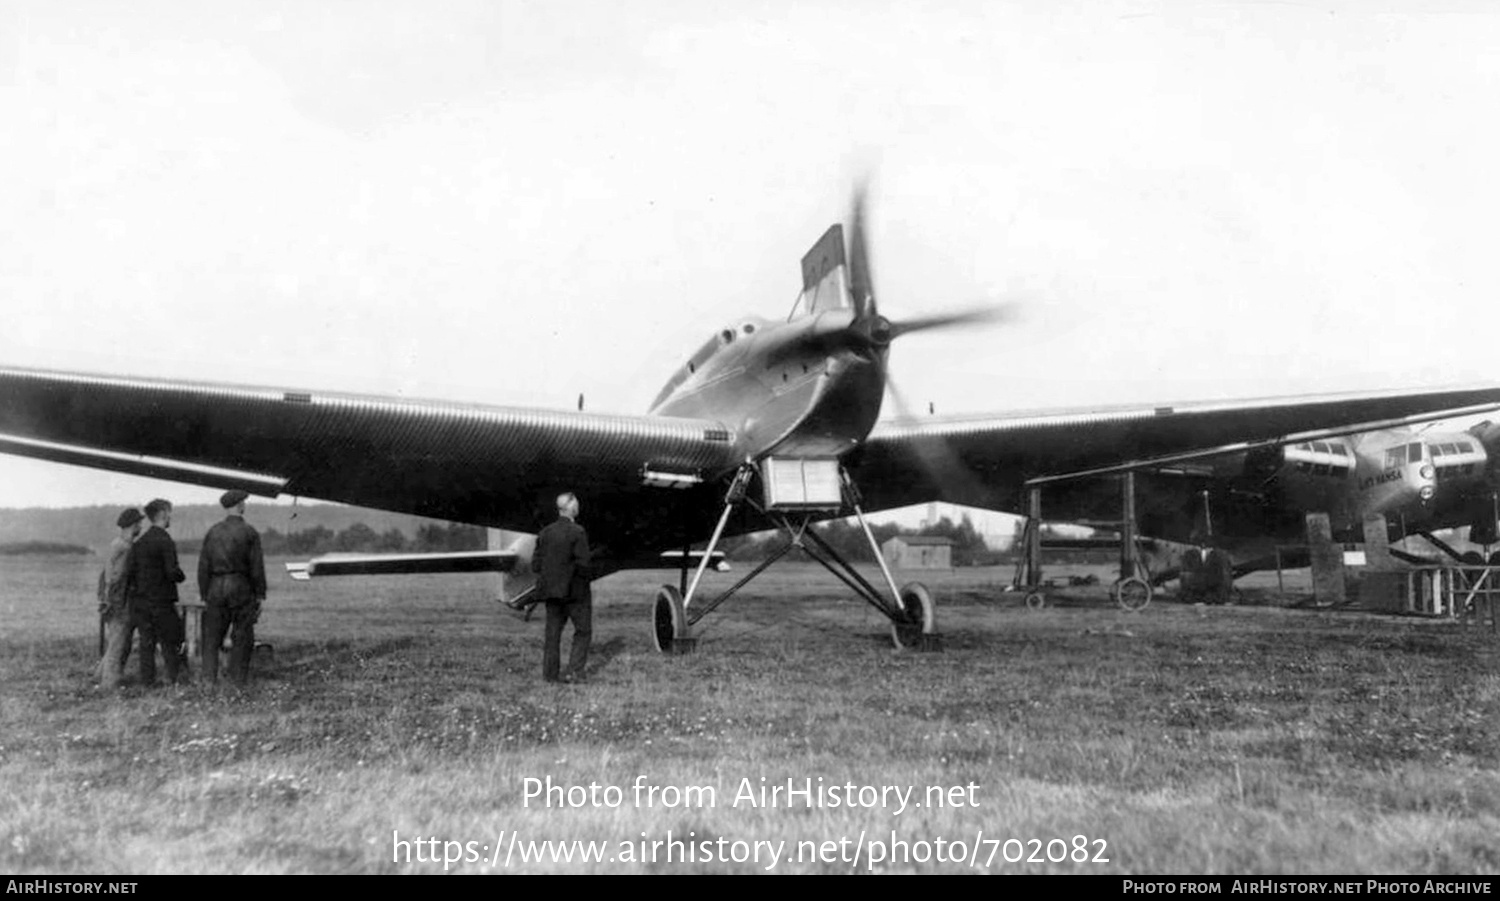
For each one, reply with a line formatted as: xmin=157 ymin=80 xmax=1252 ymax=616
xmin=1 ymin=554 xmax=1497 ymax=874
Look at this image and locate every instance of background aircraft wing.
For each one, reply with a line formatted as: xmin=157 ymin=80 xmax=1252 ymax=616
xmin=849 ymin=385 xmax=1500 ymax=514
xmin=0 ymin=366 xmax=741 ymax=531
xmin=285 ymin=550 xmax=519 ymax=580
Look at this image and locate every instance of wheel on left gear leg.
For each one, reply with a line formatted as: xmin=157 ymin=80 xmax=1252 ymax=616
xmin=891 ymin=582 xmax=938 ymax=650
xmin=1024 ymin=591 xmax=1046 ymax=610
xmin=652 ymin=584 xmax=693 ymax=654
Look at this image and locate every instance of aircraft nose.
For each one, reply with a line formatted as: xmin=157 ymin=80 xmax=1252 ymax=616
xmin=1417 ymin=464 xmax=1437 ymax=505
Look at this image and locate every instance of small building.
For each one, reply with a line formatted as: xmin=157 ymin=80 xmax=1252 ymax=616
xmin=881 ymin=535 xmax=954 ymax=570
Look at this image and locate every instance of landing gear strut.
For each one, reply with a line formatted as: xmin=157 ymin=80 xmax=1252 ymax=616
xmin=652 ymin=463 xmax=940 ymax=653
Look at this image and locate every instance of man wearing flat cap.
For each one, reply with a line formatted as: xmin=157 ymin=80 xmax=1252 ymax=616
xmin=97 ymin=507 xmax=143 ymax=689
xmin=126 ymin=498 xmax=187 ymax=686
xmin=198 ymin=489 xmax=266 ymax=685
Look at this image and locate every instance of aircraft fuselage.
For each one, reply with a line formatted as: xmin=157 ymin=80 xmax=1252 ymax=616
xmin=647 ymin=309 xmax=889 ymax=463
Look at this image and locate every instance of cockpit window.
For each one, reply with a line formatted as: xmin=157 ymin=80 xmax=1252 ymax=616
xmin=1459 ymin=441 xmax=1475 ymax=453
xmin=1407 ymin=442 xmax=1423 ymax=461
xmin=1312 ymin=441 xmax=1329 ymax=454
xmin=1384 ymin=446 xmax=1408 ymax=469
xmin=1331 ymin=443 xmax=1347 ymax=456
xmin=1441 ymin=442 xmax=1458 ymax=455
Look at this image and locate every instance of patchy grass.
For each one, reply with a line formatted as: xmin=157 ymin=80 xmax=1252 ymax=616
xmin=0 ymin=555 xmax=1496 ymax=873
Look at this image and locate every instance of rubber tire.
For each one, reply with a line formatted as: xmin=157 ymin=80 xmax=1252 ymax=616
xmin=652 ymin=585 xmax=689 ymax=654
xmin=891 ymin=582 xmax=936 ymax=650
xmin=1114 ymin=576 xmax=1152 ymax=612
xmin=1024 ymin=591 xmax=1046 ymax=610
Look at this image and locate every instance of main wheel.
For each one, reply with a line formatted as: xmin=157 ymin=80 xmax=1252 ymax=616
xmin=891 ymin=582 xmax=937 ymax=650
xmin=1024 ymin=591 xmax=1046 ymax=610
xmin=1113 ymin=576 xmax=1152 ymax=612
xmin=652 ymin=585 xmax=691 ymax=654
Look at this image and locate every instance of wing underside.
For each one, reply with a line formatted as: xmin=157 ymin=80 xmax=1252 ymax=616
xmin=0 ymin=366 xmax=741 ymax=531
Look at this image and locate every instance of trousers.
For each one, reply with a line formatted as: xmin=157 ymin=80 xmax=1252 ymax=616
xmin=134 ymin=603 xmax=185 ymax=685
xmin=203 ymin=603 xmax=256 ymax=685
xmin=203 ymin=573 xmax=259 ymax=685
xmin=542 ymin=599 xmax=591 ymax=682
xmin=98 ymin=604 xmax=132 ymax=689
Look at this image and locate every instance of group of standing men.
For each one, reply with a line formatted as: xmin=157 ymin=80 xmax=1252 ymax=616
xmin=96 ymin=487 xmax=593 ymax=688
xmin=96 ymin=489 xmax=267 ymax=689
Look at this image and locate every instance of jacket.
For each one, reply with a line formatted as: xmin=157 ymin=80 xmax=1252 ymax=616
xmin=197 ymin=515 xmax=267 ymax=604
xmin=531 ymin=516 xmax=591 ymax=602
xmin=97 ymin=535 xmax=134 ymax=612
xmin=125 ymin=525 xmax=185 ymax=606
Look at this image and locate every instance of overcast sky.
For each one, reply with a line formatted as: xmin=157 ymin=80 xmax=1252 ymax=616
xmin=3 ymin=0 xmax=1500 ymax=525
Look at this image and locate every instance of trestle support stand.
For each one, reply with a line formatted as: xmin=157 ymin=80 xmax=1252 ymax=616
xmin=1019 ymin=475 xmax=1153 ymax=612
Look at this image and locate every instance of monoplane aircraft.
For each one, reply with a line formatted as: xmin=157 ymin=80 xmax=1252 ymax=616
xmin=5 ymin=188 xmax=1500 ymax=650
xmin=1012 ymin=419 xmax=1500 ymax=606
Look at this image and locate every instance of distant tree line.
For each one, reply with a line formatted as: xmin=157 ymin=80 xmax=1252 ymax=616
xmin=175 ymin=522 xmax=486 ymax=556
xmin=0 ymin=541 xmax=92 ymax=556
xmin=721 ymin=514 xmax=999 ymax=566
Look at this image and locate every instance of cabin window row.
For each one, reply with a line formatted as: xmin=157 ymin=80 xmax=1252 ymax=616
xmin=1383 ymin=442 xmax=1426 ymax=469
xmin=1293 ymin=441 xmax=1348 ymax=456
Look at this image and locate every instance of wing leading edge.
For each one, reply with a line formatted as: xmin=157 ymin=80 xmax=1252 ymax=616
xmin=0 ymin=366 xmax=741 ymax=531
xmin=849 ymin=385 xmax=1500 ymax=515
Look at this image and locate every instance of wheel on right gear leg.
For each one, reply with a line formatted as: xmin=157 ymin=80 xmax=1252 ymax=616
xmin=891 ymin=582 xmax=938 ymax=650
xmin=652 ymin=584 xmax=691 ymax=654
xmin=1113 ymin=576 xmax=1152 ymax=611
xmin=1023 ymin=591 xmax=1046 ymax=610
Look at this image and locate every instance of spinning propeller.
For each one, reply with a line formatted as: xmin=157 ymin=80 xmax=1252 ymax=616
xmin=842 ymin=180 xmax=1017 ymax=504
xmin=841 ymin=180 xmax=1019 ymax=414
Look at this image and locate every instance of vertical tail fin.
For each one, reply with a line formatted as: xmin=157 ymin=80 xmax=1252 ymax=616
xmin=793 ymin=224 xmax=853 ymax=316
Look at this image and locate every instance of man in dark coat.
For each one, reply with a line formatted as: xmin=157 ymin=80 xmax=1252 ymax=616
xmin=126 ymin=498 xmax=187 ymax=686
xmin=530 ymin=492 xmax=592 ymax=683
xmin=198 ymin=489 xmax=267 ymax=685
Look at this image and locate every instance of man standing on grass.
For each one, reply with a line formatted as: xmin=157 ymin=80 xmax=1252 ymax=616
xmin=198 ymin=489 xmax=266 ymax=686
xmin=97 ymin=507 xmax=143 ymax=689
xmin=530 ymin=492 xmax=592 ymax=684
xmin=126 ymin=498 xmax=187 ymax=686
